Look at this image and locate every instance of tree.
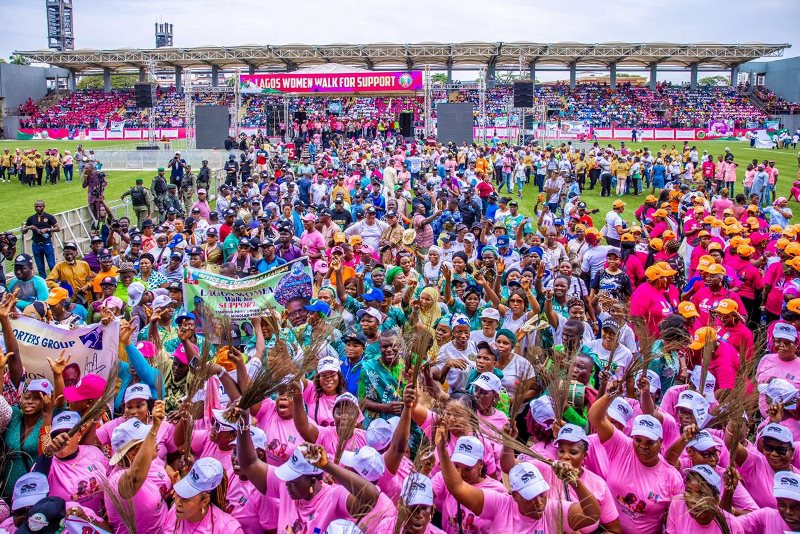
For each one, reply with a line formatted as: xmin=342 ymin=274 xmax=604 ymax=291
xmin=8 ymin=54 xmax=30 ymax=65
xmin=76 ymin=74 xmax=139 ymax=90
xmin=431 ymin=73 xmax=448 ymax=84
xmin=699 ymin=75 xmax=729 ymax=87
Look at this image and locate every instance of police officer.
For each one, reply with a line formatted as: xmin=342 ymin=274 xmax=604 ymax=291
xmin=120 ymin=178 xmax=155 ymax=228
xmin=180 ymin=164 xmax=195 ymax=214
xmin=196 ymin=160 xmax=211 ymax=192
xmin=163 ymin=184 xmax=184 ymax=218
xmin=151 ymin=167 xmax=169 ymax=216
xmin=224 ymin=154 xmax=239 ymax=188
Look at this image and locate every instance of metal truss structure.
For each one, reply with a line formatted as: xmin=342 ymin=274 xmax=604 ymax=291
xmin=183 ymin=75 xmax=240 ymax=149
xmin=16 ymin=42 xmax=790 ymax=74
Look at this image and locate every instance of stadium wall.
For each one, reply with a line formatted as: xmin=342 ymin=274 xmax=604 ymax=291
xmin=741 ymin=57 xmax=800 ymax=103
xmin=0 ymin=64 xmax=71 ymax=138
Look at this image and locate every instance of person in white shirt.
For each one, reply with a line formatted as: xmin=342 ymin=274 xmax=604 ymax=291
xmin=343 ymin=206 xmax=389 ymax=251
xmin=603 ymin=200 xmax=629 ymax=247
xmin=585 ymin=319 xmax=633 ymax=379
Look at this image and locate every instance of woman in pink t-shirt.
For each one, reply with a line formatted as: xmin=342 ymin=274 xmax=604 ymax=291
xmin=105 ymin=400 xmax=172 ymax=534
xmin=630 ymin=265 xmax=677 ymax=337
xmin=665 ymin=466 xmax=740 ymax=534
xmin=301 ymin=356 xmax=346 ymax=427
xmin=163 ymin=457 xmax=243 ymax=534
xmin=731 ymin=423 xmax=798 ymax=509
xmin=587 ymin=390 xmax=684 ymax=534
xmin=291 ymin=387 xmax=366 ymax=459
xmin=435 ymin=426 xmax=600 ymax=533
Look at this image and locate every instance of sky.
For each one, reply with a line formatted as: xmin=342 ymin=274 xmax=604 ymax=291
xmin=2 ymin=0 xmax=799 ymax=83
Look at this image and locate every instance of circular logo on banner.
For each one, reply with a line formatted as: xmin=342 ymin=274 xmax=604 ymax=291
xmin=398 ymin=73 xmax=414 ymax=89
xmin=697 ymin=131 xmax=706 ymax=139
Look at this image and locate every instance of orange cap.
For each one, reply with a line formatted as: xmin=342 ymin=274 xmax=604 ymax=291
xmin=698 ymin=230 xmax=711 ymax=238
xmin=654 ymin=209 xmax=668 ymax=218
xmin=787 ymin=299 xmax=800 ymax=315
xmin=645 ymin=195 xmax=657 ymax=202
xmin=776 ymin=238 xmax=791 ymax=250
xmin=714 ymin=299 xmax=739 ymax=315
xmin=649 ymin=238 xmax=664 ymax=251
xmin=663 ymin=230 xmax=677 ymax=241
xmin=707 ymin=242 xmax=723 ymax=252
xmin=678 ymin=301 xmax=700 ymax=319
xmin=787 ymin=257 xmax=800 ymax=271
xmin=786 ymin=242 xmax=800 ymax=257
xmin=645 ymin=265 xmax=665 ymax=281
xmin=621 ymin=233 xmax=635 ymax=242
xmin=655 ymin=262 xmax=677 ymax=276
xmin=689 ymin=326 xmax=718 ymax=350
xmin=706 ymin=263 xmax=726 ymax=275
xmin=737 ymin=244 xmax=755 ymax=257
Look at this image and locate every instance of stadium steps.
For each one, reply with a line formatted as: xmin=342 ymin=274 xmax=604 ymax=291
xmin=745 ymin=91 xmax=769 ymax=114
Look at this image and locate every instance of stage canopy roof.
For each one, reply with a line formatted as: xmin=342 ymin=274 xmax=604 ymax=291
xmin=15 ymin=41 xmax=791 ymax=74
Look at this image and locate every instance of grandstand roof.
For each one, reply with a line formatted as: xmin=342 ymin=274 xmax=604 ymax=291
xmin=15 ymin=42 xmax=790 ymax=74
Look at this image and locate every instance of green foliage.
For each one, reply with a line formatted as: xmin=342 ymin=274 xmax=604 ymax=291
xmin=431 ymin=73 xmax=448 ymax=84
xmin=699 ymin=75 xmax=729 ymax=87
xmin=76 ymin=74 xmax=139 ymax=90
xmin=8 ymin=54 xmax=30 ymax=65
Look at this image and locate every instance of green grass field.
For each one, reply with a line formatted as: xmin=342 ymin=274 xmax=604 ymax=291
xmin=0 ymin=139 xmax=797 ymax=233
xmin=0 ymin=139 xmax=147 ymax=151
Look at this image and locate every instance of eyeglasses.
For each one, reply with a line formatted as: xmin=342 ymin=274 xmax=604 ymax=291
xmin=763 ymin=443 xmax=791 ymax=456
xmin=696 ymin=449 xmax=719 ymax=459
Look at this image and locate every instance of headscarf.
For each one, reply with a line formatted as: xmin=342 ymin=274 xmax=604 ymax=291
xmin=418 ymin=286 xmax=442 ymax=330
xmin=496 ymin=328 xmax=518 ymax=347
xmin=385 ymin=266 xmax=404 ymax=285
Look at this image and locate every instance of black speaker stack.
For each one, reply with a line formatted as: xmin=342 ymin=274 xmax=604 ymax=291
xmin=399 ymin=112 xmax=413 ymax=137
xmin=513 ymin=81 xmax=533 ymax=108
xmin=134 ymin=83 xmax=156 ymax=109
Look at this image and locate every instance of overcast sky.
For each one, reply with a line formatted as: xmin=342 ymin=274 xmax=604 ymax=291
xmin=2 ymin=0 xmax=798 ymax=83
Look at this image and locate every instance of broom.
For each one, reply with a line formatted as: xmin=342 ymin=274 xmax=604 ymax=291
xmin=97 ymin=473 xmax=137 ymax=533
xmin=66 ymin=361 xmax=119 ymax=438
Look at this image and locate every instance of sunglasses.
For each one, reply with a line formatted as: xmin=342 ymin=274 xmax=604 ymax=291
xmin=763 ymin=443 xmax=792 ymax=456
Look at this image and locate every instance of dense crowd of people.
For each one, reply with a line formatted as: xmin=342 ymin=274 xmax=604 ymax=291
xmin=18 ymin=82 xmax=789 ymax=135
xmin=1 ymin=130 xmax=800 ymax=533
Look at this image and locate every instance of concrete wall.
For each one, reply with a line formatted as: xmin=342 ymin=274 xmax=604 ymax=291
xmin=741 ymin=57 xmax=800 ymax=103
xmin=0 ymin=64 xmax=72 ymax=138
xmin=778 ymin=114 xmax=800 ymax=132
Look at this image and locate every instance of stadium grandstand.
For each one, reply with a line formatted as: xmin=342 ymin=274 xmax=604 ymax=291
xmin=7 ymin=41 xmax=799 ymax=139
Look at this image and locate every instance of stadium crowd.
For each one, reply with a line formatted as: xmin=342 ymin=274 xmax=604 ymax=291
xmin=17 ymin=82 xmax=787 ymax=135
xmin=1 ymin=131 xmax=800 ymax=533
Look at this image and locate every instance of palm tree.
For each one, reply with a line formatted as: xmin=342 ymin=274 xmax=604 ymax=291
xmin=431 ymin=73 xmax=448 ymax=84
xmin=9 ymin=54 xmax=30 ymax=66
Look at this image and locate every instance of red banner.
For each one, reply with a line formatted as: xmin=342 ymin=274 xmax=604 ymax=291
xmin=239 ymin=71 xmax=423 ymax=94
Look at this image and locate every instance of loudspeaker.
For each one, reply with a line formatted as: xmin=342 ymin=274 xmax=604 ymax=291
xmin=513 ymin=81 xmax=533 ymax=108
xmin=134 ymin=83 xmax=156 ymax=108
xmin=523 ymin=115 xmax=534 ymax=129
xmin=195 ymin=105 xmax=229 ymax=149
xmin=436 ymin=103 xmax=473 ymax=145
xmin=294 ymin=111 xmax=307 ymax=123
xmin=399 ymin=112 xmax=413 ymax=137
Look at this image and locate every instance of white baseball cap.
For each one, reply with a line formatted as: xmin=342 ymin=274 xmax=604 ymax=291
xmin=689 ymin=366 xmax=717 ymax=403
xmin=676 ymin=390 xmax=707 ymax=410
xmin=123 ymin=383 xmax=152 ymax=404
xmin=509 ymin=462 xmax=550 ymax=500
xmin=127 ymin=281 xmax=146 ymax=307
xmin=27 ymin=379 xmax=53 ymax=396
xmin=774 ymin=323 xmax=798 ymax=342
xmin=326 ymin=519 xmax=363 ymax=534
xmin=12 ymin=472 xmax=49 ymax=511
xmin=684 ymin=464 xmax=722 ymax=493
xmin=357 ymin=307 xmax=384 ymax=324
xmin=173 ymin=457 xmax=225 ymax=498
xmin=401 ymin=473 xmax=434 ymax=507
xmin=250 ymin=427 xmax=267 ymax=451
xmin=51 ymin=411 xmax=81 ymax=434
xmin=774 ymin=471 xmax=800 ymax=501
xmin=607 ymin=397 xmax=634 ymax=426
xmin=274 ymin=446 xmax=323 ymax=481
xmin=630 ymin=415 xmax=663 ymax=441
xmin=334 ymin=392 xmax=359 ymax=409
xmin=555 ymin=423 xmax=589 ymax=444
xmin=760 ymin=423 xmax=794 ymax=444
xmin=529 ymin=396 xmax=556 ymax=429
xmin=635 ymin=369 xmax=662 ymax=393
xmin=152 ymin=294 xmax=177 ymax=309
xmin=758 ymin=379 xmax=799 ymax=410
xmin=366 ymin=417 xmax=400 ymax=450
xmin=480 ymin=308 xmax=500 ymax=321
xmin=340 ymin=446 xmax=385 ymax=482
xmin=110 ymin=417 xmax=152 ymax=466
xmin=450 ymin=436 xmax=484 ymax=467
xmin=211 ymin=409 xmax=237 ymax=431
xmin=471 ymin=372 xmax=502 ymax=394
xmin=317 ymin=356 xmax=341 ymax=374
xmin=686 ymin=430 xmax=721 ymax=452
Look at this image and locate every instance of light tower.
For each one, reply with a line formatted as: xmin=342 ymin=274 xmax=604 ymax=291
xmin=46 ymin=0 xmax=74 ymax=51
xmin=155 ymin=22 xmax=173 ymax=48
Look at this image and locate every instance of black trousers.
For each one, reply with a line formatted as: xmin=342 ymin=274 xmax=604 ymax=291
xmin=600 ymin=172 xmax=612 ymax=196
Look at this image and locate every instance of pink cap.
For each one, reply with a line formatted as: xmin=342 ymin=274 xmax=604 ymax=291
xmin=174 ymin=341 xmax=198 ymax=365
xmin=359 ymin=244 xmax=375 ymax=255
xmin=63 ymin=374 xmax=107 ymax=402
xmin=301 ymin=213 xmax=316 ymax=222
xmin=135 ymin=340 xmax=157 ymax=359
xmin=103 ymin=296 xmax=124 ymax=310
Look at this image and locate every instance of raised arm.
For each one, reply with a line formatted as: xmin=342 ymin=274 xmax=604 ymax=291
xmin=436 ymin=426 xmax=486 ymax=515
xmin=385 ymin=386 xmax=415 ymax=475
xmin=119 ymin=400 xmax=165 ymax=499
xmin=0 ymin=291 xmax=23 ymax=387
xmin=235 ymin=406 xmax=269 ymax=494
xmin=290 ymin=381 xmax=319 ymax=443
xmin=587 ymin=386 xmax=619 ymax=443
xmin=309 ymin=444 xmax=379 ymax=518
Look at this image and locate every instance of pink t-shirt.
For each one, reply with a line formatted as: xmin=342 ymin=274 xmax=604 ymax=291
xmin=315 ymin=425 xmax=367 ymax=457
xmin=739 ymin=448 xmax=798 ymax=509
xmin=666 ymin=496 xmax=742 ymax=533
xmin=601 ymin=429 xmax=683 ymax=534
xmin=105 ymin=459 xmax=172 ymax=534
xmin=630 ymin=282 xmax=675 ymax=337
xmin=162 ymin=504 xmax=243 ymax=533
xmin=302 ymin=381 xmax=337 ymax=427
xmin=480 ymin=491 xmax=573 ymax=533
xmin=377 ymin=453 xmax=414 ymax=501
xmin=735 ymin=507 xmax=793 ymax=533
xmin=420 ymin=411 xmax=500 ymax=478
xmin=226 ymin=474 xmax=265 ymax=533
xmin=690 ymin=286 xmax=745 ymax=327
xmin=763 ymin=262 xmax=790 ymax=315
xmin=255 ymin=398 xmax=303 ymax=466
xmin=478 ymin=409 xmax=509 ymax=432
xmin=48 ymin=445 xmax=110 ymax=514
xmin=529 ymin=458 xmax=619 ymax=533
xmin=300 ymin=230 xmax=326 ymax=270
xmin=660 ymin=384 xmax=719 ymax=421
xmin=431 ymin=472 xmax=506 ymax=534
xmin=265 ymin=470 xmax=352 ymax=533
xmin=585 ymin=433 xmax=611 ymax=479
xmin=372 ymin=516 xmax=446 ymax=534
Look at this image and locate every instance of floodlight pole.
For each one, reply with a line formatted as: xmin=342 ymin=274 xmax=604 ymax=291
xmin=145 ymin=59 xmax=157 ymax=147
xmin=185 ymin=69 xmax=195 ymax=150
xmin=479 ymin=66 xmax=487 ymax=145
xmin=234 ymin=69 xmax=242 ymax=139
xmin=424 ymin=65 xmax=431 ymax=139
